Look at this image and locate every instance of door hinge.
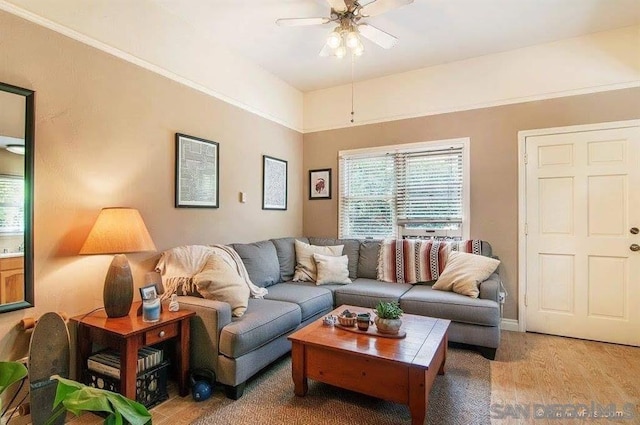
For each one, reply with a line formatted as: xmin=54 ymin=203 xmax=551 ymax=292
xmin=524 ymin=223 xmax=528 ymax=235
xmin=524 ymin=294 xmax=528 ymax=307
xmin=524 ymin=153 xmax=528 ymax=164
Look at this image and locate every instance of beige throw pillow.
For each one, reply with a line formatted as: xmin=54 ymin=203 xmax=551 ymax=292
xmin=313 ymin=254 xmax=351 ymax=285
xmin=193 ymin=254 xmax=250 ymax=317
xmin=432 ymin=251 xmax=500 ymax=298
xmin=293 ymin=240 xmax=343 ymax=282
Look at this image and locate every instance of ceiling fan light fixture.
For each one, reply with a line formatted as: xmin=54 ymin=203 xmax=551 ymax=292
xmin=353 ymin=41 xmax=364 ymax=56
xmin=345 ymin=30 xmax=360 ymax=50
xmin=327 ymin=29 xmax=342 ymax=49
xmin=335 ymin=45 xmax=347 ymax=59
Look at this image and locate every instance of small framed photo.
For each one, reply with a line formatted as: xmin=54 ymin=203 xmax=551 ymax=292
xmin=309 ymin=168 xmax=331 ymax=200
xmin=262 ymin=155 xmax=288 ymax=210
xmin=139 ymin=284 xmax=158 ymax=301
xmin=175 ymin=133 xmax=219 ymax=208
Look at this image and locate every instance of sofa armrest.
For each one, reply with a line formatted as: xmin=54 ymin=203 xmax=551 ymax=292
xmin=177 ymin=296 xmax=233 ymax=372
xmin=479 ymin=272 xmax=500 ymax=303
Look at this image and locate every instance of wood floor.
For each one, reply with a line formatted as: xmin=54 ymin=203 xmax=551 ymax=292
xmin=66 ymin=330 xmax=640 ymax=425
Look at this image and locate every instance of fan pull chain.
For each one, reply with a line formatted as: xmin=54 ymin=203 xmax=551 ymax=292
xmin=350 ymin=54 xmax=355 ymax=124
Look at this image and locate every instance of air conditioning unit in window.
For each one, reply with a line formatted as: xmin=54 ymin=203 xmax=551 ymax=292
xmin=398 ymin=220 xmax=463 ymax=240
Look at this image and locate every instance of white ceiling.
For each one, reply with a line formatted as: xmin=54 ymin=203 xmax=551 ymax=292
xmin=155 ymin=0 xmax=640 ymax=91
xmin=6 ymin=0 xmax=640 ymax=92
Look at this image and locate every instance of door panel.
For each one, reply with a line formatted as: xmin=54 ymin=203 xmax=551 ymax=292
xmin=525 ymin=125 xmax=640 ymax=346
xmin=587 ymin=256 xmax=627 ymax=319
xmin=539 ymin=177 xmax=574 ymax=235
xmin=588 ymin=175 xmax=626 ymax=236
xmin=539 ymin=253 xmax=574 ymax=314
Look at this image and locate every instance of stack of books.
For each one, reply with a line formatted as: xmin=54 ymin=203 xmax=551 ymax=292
xmin=87 ymin=347 xmax=164 ymax=379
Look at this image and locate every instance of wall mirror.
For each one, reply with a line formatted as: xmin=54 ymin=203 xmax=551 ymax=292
xmin=0 ymin=81 xmax=34 ymax=313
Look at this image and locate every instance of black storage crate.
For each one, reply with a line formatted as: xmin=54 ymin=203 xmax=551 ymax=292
xmin=84 ymin=361 xmax=170 ymax=408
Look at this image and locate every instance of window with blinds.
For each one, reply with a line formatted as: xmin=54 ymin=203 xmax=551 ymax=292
xmin=339 ymin=154 xmax=395 ymax=239
xmin=339 ymin=140 xmax=468 ymax=239
xmin=0 ymin=175 xmax=24 ymax=234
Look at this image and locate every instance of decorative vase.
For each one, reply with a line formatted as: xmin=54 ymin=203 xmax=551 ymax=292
xmin=374 ymin=317 xmax=402 ymax=335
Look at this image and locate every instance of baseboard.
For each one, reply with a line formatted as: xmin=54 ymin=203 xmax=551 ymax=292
xmin=501 ymin=318 xmax=520 ymax=332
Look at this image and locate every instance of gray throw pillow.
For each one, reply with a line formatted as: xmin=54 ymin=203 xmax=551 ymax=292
xmin=357 ymin=240 xmax=381 ymax=279
xmin=232 ymin=240 xmax=280 ymax=287
xmin=270 ymin=237 xmax=309 ymax=282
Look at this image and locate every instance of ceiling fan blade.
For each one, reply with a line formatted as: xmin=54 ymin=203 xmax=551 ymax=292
xmin=358 ymin=23 xmax=398 ymax=49
xmin=319 ymin=43 xmax=334 ymax=57
xmin=327 ymin=0 xmax=348 ymax=12
xmin=276 ymin=17 xmax=330 ymax=26
xmin=359 ymin=0 xmax=414 ymax=17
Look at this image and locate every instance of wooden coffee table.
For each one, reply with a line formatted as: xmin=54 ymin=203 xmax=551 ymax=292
xmin=288 ymin=305 xmax=450 ymax=425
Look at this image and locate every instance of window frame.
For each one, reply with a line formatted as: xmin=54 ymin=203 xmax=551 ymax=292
xmin=338 ymin=138 xmax=470 ymax=240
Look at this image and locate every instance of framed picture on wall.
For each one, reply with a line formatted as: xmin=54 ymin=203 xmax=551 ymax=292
xmin=309 ymin=168 xmax=331 ymax=200
xmin=262 ymin=155 xmax=288 ymax=210
xmin=175 ymin=133 xmax=219 ymax=208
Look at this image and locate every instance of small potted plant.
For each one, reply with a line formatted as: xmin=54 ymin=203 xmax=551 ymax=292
xmin=45 ymin=375 xmax=151 ymax=425
xmin=373 ymin=301 xmax=403 ymax=335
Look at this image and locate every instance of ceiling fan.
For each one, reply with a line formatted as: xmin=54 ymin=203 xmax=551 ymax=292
xmin=276 ymin=0 xmax=414 ymax=58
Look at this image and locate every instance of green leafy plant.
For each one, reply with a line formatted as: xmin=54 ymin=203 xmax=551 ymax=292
xmin=374 ymin=301 xmax=403 ymax=320
xmin=45 ymin=375 xmax=151 ymax=425
xmin=0 ymin=361 xmax=28 ymax=416
xmin=0 ymin=361 xmax=27 ymax=397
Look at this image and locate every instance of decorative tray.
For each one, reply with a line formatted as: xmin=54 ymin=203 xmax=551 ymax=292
xmin=334 ymin=323 xmax=406 ymax=339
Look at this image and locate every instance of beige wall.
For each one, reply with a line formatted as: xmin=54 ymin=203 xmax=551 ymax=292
xmin=0 ymin=10 xmax=303 ymax=359
xmin=303 ymin=87 xmax=640 ymax=320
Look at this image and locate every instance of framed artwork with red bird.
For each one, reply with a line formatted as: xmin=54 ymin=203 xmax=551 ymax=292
xmin=309 ymin=168 xmax=332 ymax=200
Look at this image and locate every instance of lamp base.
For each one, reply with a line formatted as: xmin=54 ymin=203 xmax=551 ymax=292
xmin=103 ymin=254 xmax=134 ymax=318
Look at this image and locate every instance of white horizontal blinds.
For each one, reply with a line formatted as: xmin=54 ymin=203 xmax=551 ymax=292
xmin=0 ymin=175 xmax=24 ymax=233
xmin=395 ymin=147 xmax=463 ymax=226
xmin=339 ymin=153 xmax=396 ymax=239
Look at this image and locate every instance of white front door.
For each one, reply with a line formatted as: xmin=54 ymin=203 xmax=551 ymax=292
xmin=525 ymin=123 xmax=640 ymax=346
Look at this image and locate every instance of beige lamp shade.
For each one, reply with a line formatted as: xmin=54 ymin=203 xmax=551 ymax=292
xmin=80 ymin=207 xmax=156 ymax=254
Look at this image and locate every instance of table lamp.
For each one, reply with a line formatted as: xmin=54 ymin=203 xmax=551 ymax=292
xmin=80 ymin=207 xmax=156 ymax=318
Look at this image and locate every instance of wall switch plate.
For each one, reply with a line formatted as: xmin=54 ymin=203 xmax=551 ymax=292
xmin=498 ymin=292 xmax=506 ymax=304
xmin=240 ymin=192 xmax=247 ymax=203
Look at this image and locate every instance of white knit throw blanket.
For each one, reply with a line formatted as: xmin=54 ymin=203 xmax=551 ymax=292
xmin=155 ymin=244 xmax=267 ymax=300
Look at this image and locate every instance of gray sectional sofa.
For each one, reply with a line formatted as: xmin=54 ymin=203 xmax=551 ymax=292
xmin=178 ymin=237 xmax=502 ymax=399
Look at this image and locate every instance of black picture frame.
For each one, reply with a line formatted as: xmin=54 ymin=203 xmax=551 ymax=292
xmin=139 ymin=284 xmax=158 ymax=301
xmin=175 ymin=133 xmax=219 ymax=208
xmin=309 ymin=168 xmax=332 ymax=200
xmin=262 ymin=155 xmax=288 ymax=210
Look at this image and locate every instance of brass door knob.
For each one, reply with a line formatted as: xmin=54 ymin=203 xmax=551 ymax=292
xmin=631 ymin=244 xmax=640 ymax=252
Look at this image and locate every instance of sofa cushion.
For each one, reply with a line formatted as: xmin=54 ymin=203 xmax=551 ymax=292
xmin=357 ymin=240 xmax=381 ymax=279
xmin=293 ymin=240 xmax=343 ymax=282
xmin=400 ymin=285 xmax=500 ymax=326
xmin=270 ymin=237 xmax=309 ymax=282
xmin=334 ymin=278 xmax=412 ymax=308
xmin=232 ymin=240 xmax=280 ymax=287
xmin=285 ymin=280 xmax=345 ymax=305
xmin=432 ymin=251 xmax=500 ymax=298
xmin=264 ymin=283 xmax=333 ymax=321
xmin=313 ymin=254 xmax=351 ymax=285
xmin=308 ymin=237 xmax=360 ymax=279
xmin=219 ymin=298 xmax=301 ymax=358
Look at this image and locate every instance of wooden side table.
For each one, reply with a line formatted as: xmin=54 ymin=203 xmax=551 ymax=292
xmin=71 ymin=303 xmax=195 ymax=400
